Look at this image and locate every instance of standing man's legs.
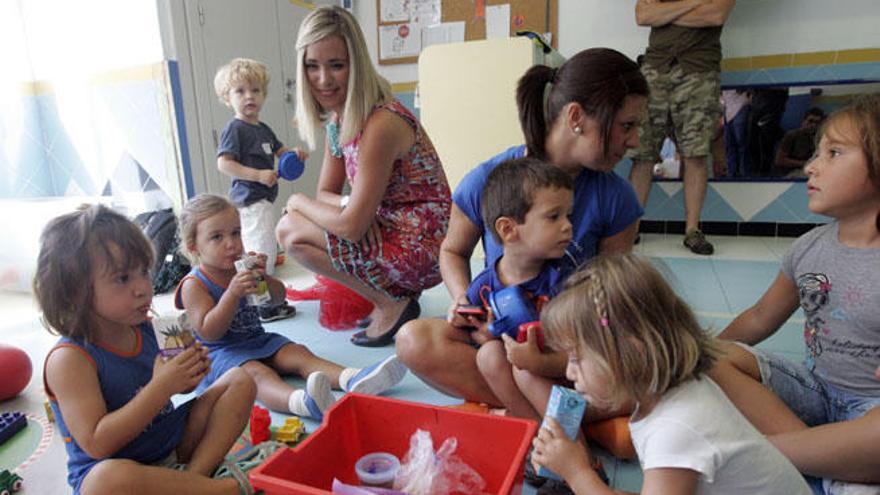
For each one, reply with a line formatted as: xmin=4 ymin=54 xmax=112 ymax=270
xmin=669 ymin=66 xmax=721 ymax=255
xmin=628 ymin=65 xmax=670 ymax=226
xmin=682 ymin=155 xmax=708 ymax=234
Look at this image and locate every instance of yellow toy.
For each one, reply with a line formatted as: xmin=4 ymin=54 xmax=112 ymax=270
xmin=44 ymin=400 xmax=54 ymax=423
xmin=275 ymin=417 xmax=304 ymax=444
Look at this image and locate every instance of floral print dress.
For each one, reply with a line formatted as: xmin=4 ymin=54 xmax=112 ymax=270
xmin=325 ymin=100 xmax=451 ymax=300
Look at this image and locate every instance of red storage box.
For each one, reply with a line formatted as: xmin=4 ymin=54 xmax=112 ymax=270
xmin=250 ymin=394 xmax=538 ymax=495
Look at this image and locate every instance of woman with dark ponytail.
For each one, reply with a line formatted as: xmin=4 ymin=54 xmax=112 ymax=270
xmin=396 ymin=48 xmax=649 ymax=406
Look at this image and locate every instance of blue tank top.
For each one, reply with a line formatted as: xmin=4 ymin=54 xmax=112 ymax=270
xmin=45 ymin=324 xmax=189 ymax=493
xmin=174 ymin=266 xmax=265 ymax=350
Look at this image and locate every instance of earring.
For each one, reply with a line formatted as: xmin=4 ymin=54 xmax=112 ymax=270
xmin=573 ymin=125 xmax=582 ymax=135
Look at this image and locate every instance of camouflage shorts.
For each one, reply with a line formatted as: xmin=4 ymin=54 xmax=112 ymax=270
xmin=629 ymin=64 xmax=722 ymax=162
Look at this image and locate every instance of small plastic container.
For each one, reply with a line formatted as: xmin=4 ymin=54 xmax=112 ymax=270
xmin=354 ymin=452 xmax=400 ymax=488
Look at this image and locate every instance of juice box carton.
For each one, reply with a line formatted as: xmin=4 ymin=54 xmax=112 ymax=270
xmin=537 ymin=385 xmax=586 ymax=480
xmin=152 ymin=312 xmax=196 ymax=358
xmin=234 ymin=255 xmax=271 ymax=306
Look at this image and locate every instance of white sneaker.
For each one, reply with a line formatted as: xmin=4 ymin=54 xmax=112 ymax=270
xmin=825 ymin=480 xmax=880 ymax=495
xmin=343 ymin=355 xmax=408 ymax=395
xmin=300 ymin=371 xmax=336 ymax=421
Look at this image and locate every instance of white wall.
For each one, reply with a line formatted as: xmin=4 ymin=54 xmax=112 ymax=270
xmin=355 ymin=0 xmax=880 ymax=84
xmin=722 ymin=0 xmax=879 ymax=58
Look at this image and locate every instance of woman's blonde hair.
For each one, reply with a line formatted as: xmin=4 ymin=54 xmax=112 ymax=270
xmin=542 ymin=253 xmax=721 ymax=409
xmin=178 ymin=194 xmax=237 ymax=264
xmin=817 ymin=93 xmax=880 ymax=231
xmin=214 ymin=58 xmax=270 ymax=107
xmin=294 ymin=6 xmax=393 ymax=150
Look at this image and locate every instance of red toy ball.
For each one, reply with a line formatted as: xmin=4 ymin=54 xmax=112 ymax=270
xmin=0 ymin=344 xmax=32 ymax=401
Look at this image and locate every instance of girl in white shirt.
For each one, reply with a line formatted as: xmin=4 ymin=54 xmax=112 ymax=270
xmin=531 ymin=253 xmax=812 ymax=495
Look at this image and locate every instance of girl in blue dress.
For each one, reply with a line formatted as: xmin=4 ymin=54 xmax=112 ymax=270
xmin=175 ymin=194 xmax=407 ymax=419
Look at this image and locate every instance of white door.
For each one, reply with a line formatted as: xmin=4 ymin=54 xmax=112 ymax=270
xmin=183 ymin=0 xmax=326 ymax=220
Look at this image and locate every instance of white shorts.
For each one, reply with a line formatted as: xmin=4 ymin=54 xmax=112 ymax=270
xmin=239 ymin=200 xmax=277 ymax=275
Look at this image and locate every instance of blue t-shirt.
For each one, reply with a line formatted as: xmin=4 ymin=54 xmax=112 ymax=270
xmin=452 ymin=145 xmax=644 ymax=269
xmin=218 ymin=118 xmax=282 ymax=207
xmin=466 ymin=259 xmax=565 ymax=309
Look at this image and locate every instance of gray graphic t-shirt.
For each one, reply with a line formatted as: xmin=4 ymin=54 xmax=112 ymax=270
xmin=782 ymin=223 xmax=880 ymax=395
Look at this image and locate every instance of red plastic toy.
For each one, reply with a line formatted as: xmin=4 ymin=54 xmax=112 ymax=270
xmin=286 ymin=275 xmax=373 ymax=330
xmin=0 ymin=344 xmax=32 ymax=401
xmin=250 ymin=405 xmax=271 ymax=445
xmin=516 ymin=321 xmax=545 ymax=351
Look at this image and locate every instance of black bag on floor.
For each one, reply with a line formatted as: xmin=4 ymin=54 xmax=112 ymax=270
xmin=134 ymin=208 xmax=191 ymax=294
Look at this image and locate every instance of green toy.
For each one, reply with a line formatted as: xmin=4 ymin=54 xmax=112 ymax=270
xmin=0 ymin=470 xmax=23 ymax=495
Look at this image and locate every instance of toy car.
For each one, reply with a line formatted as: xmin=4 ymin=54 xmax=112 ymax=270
xmin=275 ymin=417 xmax=305 ymax=444
xmin=0 ymin=469 xmax=23 ymax=495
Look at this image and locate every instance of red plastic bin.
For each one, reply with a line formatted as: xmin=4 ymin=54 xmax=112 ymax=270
xmin=250 ymin=394 xmax=538 ymax=495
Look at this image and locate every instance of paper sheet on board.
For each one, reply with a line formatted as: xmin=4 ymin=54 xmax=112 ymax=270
xmin=486 ymin=4 xmax=511 ymax=39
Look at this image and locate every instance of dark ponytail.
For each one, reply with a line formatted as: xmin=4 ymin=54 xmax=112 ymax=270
xmin=516 ymin=65 xmax=557 ymax=159
xmin=517 ymin=48 xmax=649 ymax=160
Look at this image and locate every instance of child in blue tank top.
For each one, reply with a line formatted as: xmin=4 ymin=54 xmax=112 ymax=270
xmin=175 ymin=194 xmax=408 ymax=419
xmin=35 ymin=204 xmax=258 ymax=495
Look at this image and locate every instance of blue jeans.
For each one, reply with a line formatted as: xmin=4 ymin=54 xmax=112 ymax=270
xmin=741 ymin=345 xmax=880 ymax=494
xmin=724 ymin=108 xmax=750 ymax=177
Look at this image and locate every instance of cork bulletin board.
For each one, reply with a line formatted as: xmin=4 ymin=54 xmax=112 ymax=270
xmin=377 ymin=0 xmax=558 ymax=65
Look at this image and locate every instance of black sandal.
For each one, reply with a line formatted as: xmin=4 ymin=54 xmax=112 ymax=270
xmin=351 ymin=300 xmax=420 ymax=347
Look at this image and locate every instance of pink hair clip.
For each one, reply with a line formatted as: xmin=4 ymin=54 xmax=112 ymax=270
xmin=600 ymin=318 xmax=609 ymax=328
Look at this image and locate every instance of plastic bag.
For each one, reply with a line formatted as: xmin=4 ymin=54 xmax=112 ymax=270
xmin=286 ymin=275 xmax=373 ymax=330
xmin=393 ymin=429 xmax=486 ymax=495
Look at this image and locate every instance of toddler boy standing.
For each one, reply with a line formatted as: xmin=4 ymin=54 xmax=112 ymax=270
xmin=214 ymin=57 xmax=302 ymax=322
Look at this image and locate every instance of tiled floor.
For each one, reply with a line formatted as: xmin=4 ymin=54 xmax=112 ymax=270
xmin=0 ymin=233 xmax=808 ymax=494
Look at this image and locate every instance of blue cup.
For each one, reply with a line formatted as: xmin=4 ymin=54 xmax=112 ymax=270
xmin=279 ymin=151 xmax=305 ymax=181
xmin=488 ymin=285 xmax=538 ymax=338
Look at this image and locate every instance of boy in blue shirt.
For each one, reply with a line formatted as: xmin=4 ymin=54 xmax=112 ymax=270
xmin=214 ymin=57 xmax=303 ymax=322
xmin=463 ymin=158 xmax=574 ymax=423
